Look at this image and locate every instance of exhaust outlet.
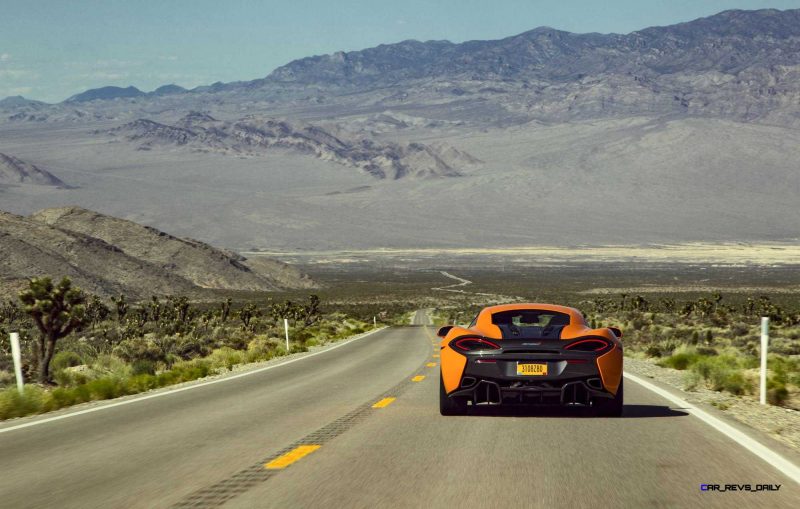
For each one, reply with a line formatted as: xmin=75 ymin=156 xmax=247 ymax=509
xmin=474 ymin=381 xmax=502 ymax=405
xmin=561 ymin=381 xmax=590 ymax=406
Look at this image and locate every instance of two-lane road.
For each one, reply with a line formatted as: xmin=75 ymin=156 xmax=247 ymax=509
xmin=0 ymin=316 xmax=797 ymax=508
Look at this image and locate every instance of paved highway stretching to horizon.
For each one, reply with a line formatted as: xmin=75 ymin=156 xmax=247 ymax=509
xmin=0 ymin=310 xmax=797 ymax=508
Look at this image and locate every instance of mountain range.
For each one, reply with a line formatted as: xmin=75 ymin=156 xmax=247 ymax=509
xmin=0 ymin=8 xmax=798 ymax=251
xmin=3 ymin=9 xmax=800 ymax=127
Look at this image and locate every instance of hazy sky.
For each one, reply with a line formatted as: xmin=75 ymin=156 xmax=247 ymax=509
xmin=2 ymin=0 xmax=799 ymax=102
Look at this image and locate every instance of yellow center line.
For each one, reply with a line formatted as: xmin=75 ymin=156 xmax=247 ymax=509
xmin=411 ymin=375 xmax=426 ymax=382
xmin=432 ymin=354 xmax=440 ymax=358
xmin=426 ymin=362 xmax=437 ymax=367
xmin=264 ymin=445 xmax=321 ymax=470
xmin=372 ymin=397 xmax=396 ymax=408
xmin=423 ymin=325 xmax=440 ymax=342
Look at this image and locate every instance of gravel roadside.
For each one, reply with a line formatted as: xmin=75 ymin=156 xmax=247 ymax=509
xmin=624 ymin=356 xmax=800 ymax=452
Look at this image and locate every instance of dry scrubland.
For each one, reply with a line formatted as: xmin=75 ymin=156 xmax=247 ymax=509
xmin=0 ymin=280 xmax=414 ymax=421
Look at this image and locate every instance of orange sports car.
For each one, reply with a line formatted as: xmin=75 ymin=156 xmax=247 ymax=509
xmin=438 ymin=303 xmax=623 ymax=416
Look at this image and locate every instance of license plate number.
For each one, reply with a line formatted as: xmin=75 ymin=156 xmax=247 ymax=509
xmin=517 ymin=363 xmax=548 ymax=376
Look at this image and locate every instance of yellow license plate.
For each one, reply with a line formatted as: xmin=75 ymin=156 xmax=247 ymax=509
xmin=517 ymin=363 xmax=548 ymax=376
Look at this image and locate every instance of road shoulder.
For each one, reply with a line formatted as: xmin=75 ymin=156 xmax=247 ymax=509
xmin=625 ymin=355 xmax=800 ymax=464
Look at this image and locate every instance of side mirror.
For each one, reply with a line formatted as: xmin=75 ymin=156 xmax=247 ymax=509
xmin=437 ymin=325 xmax=454 ymax=338
xmin=608 ymin=327 xmax=622 ymax=338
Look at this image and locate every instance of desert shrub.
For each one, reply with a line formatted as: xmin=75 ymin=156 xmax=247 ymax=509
xmin=719 ymin=371 xmax=749 ymax=395
xmin=91 ymin=354 xmax=132 ymax=379
xmin=131 ymin=359 xmax=157 ymax=376
xmin=683 ymin=371 xmax=703 ymax=391
xmin=53 ymin=369 xmax=76 ymax=387
xmin=658 ymin=351 xmax=701 ymax=370
xmin=768 ymin=355 xmax=800 ymax=386
xmin=0 ymin=370 xmax=15 ymax=388
xmin=0 ymin=385 xmax=49 ymax=419
xmin=49 ymin=387 xmax=77 ymax=409
xmin=631 ymin=315 xmax=648 ymax=330
xmin=175 ymin=335 xmax=211 ymax=359
xmin=695 ymin=346 xmax=718 ymax=356
xmin=85 ymin=377 xmax=127 ymax=400
xmin=71 ymin=384 xmax=92 ymax=404
xmin=729 ymin=323 xmax=749 ymax=337
xmin=169 ymin=359 xmax=212 ymax=382
xmin=767 ymin=380 xmax=789 ymax=406
xmin=207 ymin=347 xmax=244 ymax=371
xmin=126 ymin=374 xmax=159 ymax=393
xmin=289 ymin=344 xmax=308 ymax=354
xmin=113 ymin=337 xmax=165 ymax=364
xmin=51 ymin=351 xmax=84 ymax=373
xmin=690 ymin=355 xmax=753 ymax=395
xmin=245 ymin=337 xmax=278 ymax=363
xmin=219 ymin=329 xmax=251 ymax=351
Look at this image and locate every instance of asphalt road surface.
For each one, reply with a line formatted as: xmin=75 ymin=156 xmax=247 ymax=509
xmin=1 ymin=311 xmax=797 ymax=508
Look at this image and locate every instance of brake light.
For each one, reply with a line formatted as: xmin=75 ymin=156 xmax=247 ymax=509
xmin=452 ymin=337 xmax=501 ymax=352
xmin=564 ymin=339 xmax=610 ymax=352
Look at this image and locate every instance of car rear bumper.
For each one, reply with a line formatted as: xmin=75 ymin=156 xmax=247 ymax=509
xmin=447 ymin=356 xmax=616 ymax=406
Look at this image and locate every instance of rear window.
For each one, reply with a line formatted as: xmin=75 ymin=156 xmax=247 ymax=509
xmin=490 ymin=309 xmax=570 ymax=338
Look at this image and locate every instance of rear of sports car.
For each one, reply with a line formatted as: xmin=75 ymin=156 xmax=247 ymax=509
xmin=440 ymin=334 xmax=623 ymax=416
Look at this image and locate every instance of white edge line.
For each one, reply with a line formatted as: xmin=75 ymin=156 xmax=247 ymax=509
xmin=624 ymin=372 xmax=800 ymax=484
xmin=0 ymin=327 xmax=388 ymax=434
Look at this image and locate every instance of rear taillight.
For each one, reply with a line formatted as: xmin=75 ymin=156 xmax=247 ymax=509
xmin=452 ymin=337 xmax=501 ymax=352
xmin=564 ymin=339 xmax=610 ymax=352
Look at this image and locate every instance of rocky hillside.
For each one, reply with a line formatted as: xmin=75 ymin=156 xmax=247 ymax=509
xmin=266 ymin=9 xmax=800 ymax=85
xmin=0 ymin=207 xmax=314 ymax=299
xmin=0 ymin=153 xmax=66 ymax=187
xmin=245 ymin=9 xmax=800 ymax=125
xmin=106 ymin=113 xmax=476 ymax=179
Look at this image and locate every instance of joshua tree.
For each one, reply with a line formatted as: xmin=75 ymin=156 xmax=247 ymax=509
xmin=712 ymin=292 xmax=723 ymax=313
xmin=167 ymin=296 xmax=190 ymax=324
xmin=0 ymin=300 xmax=22 ymax=324
xmin=19 ymin=277 xmax=87 ymax=384
xmin=659 ymin=298 xmax=676 ymax=313
xmin=85 ymin=295 xmax=110 ymax=328
xmin=239 ymin=303 xmax=258 ymax=330
xmin=220 ymin=297 xmax=232 ymax=323
xmin=111 ymin=295 xmax=128 ymax=322
xmin=300 ymin=295 xmax=321 ymax=326
xmin=149 ymin=296 xmax=162 ymax=322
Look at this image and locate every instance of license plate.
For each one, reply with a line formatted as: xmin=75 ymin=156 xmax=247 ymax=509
xmin=517 ymin=363 xmax=548 ymax=376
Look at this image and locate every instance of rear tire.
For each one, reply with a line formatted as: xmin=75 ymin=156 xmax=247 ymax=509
xmin=440 ymin=374 xmax=469 ymax=416
xmin=596 ymin=377 xmax=623 ymax=417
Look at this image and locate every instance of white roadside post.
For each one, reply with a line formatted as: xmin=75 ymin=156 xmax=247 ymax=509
xmin=284 ymin=318 xmax=290 ymax=351
xmin=760 ymin=317 xmax=769 ymax=405
xmin=373 ymin=316 xmax=377 ymax=328
xmin=10 ymin=332 xmax=24 ymax=394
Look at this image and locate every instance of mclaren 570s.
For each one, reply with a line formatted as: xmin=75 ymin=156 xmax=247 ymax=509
xmin=438 ymin=304 xmax=623 ymax=416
